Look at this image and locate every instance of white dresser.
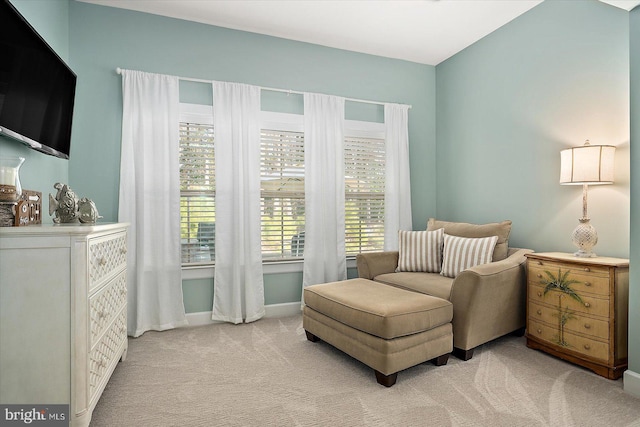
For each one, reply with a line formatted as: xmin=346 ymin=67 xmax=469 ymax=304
xmin=0 ymin=223 xmax=129 ymax=426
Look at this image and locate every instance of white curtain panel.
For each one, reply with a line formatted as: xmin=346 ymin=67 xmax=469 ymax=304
xmin=118 ymin=69 xmax=187 ymax=337
xmin=302 ymin=93 xmax=347 ymax=297
xmin=383 ymin=103 xmax=413 ymax=251
xmin=212 ymin=82 xmax=265 ymax=324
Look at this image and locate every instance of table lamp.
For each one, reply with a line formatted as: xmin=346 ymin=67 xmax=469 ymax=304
xmin=559 ymin=140 xmax=615 ymax=257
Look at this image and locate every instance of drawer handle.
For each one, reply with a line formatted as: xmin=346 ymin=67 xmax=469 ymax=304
xmin=537 ymin=291 xmax=542 ymax=297
xmin=584 ymin=344 xmax=591 ymax=350
xmin=536 ymin=309 xmax=542 ymax=315
xmin=584 ymin=302 xmax=591 ymax=308
xmin=584 ymin=267 xmax=591 ymax=272
xmin=537 ymin=329 xmax=542 ymax=334
xmin=584 ymin=282 xmax=591 ymax=287
xmin=537 ymin=273 xmax=542 ymax=279
xmin=537 ymin=261 xmax=543 ymax=266
xmin=584 ymin=323 xmax=591 ymax=329
xmin=99 ymin=257 xmax=107 ymax=266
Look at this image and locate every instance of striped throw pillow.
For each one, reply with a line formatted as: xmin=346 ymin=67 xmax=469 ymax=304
xmin=440 ymin=234 xmax=499 ymax=278
xmin=396 ymin=228 xmax=444 ymax=273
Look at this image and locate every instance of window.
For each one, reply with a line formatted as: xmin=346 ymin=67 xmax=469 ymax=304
xmin=179 ymin=106 xmax=386 ymax=266
xmin=260 ymin=129 xmax=305 ymax=260
xmin=179 ymin=114 xmax=215 ymax=264
xmin=344 ymin=136 xmax=385 ymax=255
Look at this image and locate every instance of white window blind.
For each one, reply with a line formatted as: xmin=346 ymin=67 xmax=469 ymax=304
xmin=344 ymin=136 xmax=385 ymax=255
xmin=260 ymin=129 xmax=305 ymax=260
xmin=179 ymin=122 xmax=215 ymax=264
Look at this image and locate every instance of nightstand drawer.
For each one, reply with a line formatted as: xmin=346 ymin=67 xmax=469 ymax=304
xmin=89 ymin=232 xmax=127 ymax=289
xmin=89 ymin=271 xmax=127 ymax=348
xmin=527 ymin=262 xmax=610 ymax=297
xmin=528 ymin=301 xmax=609 ymax=341
xmin=528 ymin=284 xmax=609 ymax=317
xmin=89 ymin=308 xmax=127 ymax=401
xmin=528 ymin=319 xmax=609 ymax=362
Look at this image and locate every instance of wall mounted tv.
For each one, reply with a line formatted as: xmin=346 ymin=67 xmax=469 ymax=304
xmin=0 ymin=0 xmax=76 ymax=159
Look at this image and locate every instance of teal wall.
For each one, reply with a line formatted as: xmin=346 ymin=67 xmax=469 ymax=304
xmin=629 ymin=5 xmax=639 ymax=378
xmin=436 ymin=0 xmax=636 ymax=390
xmin=0 ymin=0 xmax=70 ymax=222
xmin=436 ymin=0 xmax=630 ymax=258
xmin=67 ymin=1 xmax=436 ymax=311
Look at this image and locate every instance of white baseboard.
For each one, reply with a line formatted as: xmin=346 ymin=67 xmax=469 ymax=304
xmin=185 ymin=301 xmax=301 ymax=327
xmin=624 ymin=369 xmax=640 ymax=398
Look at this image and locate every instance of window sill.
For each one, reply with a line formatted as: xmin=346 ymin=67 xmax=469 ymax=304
xmin=182 ymin=258 xmax=357 ymax=280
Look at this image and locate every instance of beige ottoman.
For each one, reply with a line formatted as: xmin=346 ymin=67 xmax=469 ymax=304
xmin=303 ymin=278 xmax=453 ymax=387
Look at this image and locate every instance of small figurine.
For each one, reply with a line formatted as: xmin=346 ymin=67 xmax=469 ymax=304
xmin=49 ymin=183 xmax=101 ymax=224
xmin=78 ymin=198 xmax=102 ymax=224
xmin=49 ymin=183 xmax=79 ymax=223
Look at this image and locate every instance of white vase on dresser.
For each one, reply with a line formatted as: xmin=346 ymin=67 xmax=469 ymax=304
xmin=0 ymin=223 xmax=129 ymax=427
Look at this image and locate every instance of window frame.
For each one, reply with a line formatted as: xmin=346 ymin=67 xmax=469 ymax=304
xmin=180 ymin=105 xmax=386 ymax=276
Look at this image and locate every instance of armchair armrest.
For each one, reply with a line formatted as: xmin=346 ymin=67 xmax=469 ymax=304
xmin=449 ymin=248 xmax=534 ymax=350
xmin=356 ymin=251 xmax=399 ymax=279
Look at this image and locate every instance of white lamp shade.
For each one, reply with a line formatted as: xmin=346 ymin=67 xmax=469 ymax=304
xmin=560 ymin=144 xmax=615 ymax=185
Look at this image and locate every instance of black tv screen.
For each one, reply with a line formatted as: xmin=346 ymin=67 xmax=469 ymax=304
xmin=0 ymin=0 xmax=76 ymax=159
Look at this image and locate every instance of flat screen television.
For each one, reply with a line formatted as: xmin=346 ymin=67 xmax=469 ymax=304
xmin=0 ymin=0 xmax=76 ymax=159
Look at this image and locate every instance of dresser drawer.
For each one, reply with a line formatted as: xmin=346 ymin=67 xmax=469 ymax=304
xmin=528 ymin=301 xmax=609 ymax=341
xmin=528 ymin=284 xmax=609 ymax=318
xmin=89 ymin=232 xmax=127 ymax=289
xmin=528 ymin=319 xmax=609 ymax=362
xmin=89 ymin=271 xmax=127 ymax=348
xmin=89 ymin=308 xmax=127 ymax=401
xmin=527 ymin=262 xmax=610 ymax=297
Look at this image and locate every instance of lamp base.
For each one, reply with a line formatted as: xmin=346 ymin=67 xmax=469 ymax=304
xmin=571 ymin=218 xmax=598 ymax=258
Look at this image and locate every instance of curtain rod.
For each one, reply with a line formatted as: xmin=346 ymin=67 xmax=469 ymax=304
xmin=115 ymin=67 xmax=412 ymax=109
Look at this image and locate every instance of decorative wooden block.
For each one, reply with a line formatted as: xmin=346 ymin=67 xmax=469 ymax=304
xmin=15 ymin=190 xmax=42 ymax=226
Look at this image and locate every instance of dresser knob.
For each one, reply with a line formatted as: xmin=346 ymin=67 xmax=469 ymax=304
xmin=536 ymin=309 xmax=542 ymax=315
xmin=584 ymin=324 xmax=591 ymax=329
xmin=584 ymin=267 xmax=590 ymax=272
xmin=584 ymin=302 xmax=591 ymax=308
xmin=584 ymin=344 xmax=591 ymax=350
xmin=537 ymin=329 xmax=542 ymax=334
xmin=584 ymin=282 xmax=591 ymax=287
xmin=537 ymin=292 xmax=542 ymax=297
xmin=537 ymin=261 xmax=543 ymax=265
xmin=537 ymin=274 xmax=542 ymax=278
xmin=99 ymin=257 xmax=107 ymax=266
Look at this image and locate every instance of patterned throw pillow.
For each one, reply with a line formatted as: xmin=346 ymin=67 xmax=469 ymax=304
xmin=440 ymin=234 xmax=499 ymax=278
xmin=396 ymin=228 xmax=444 ymax=273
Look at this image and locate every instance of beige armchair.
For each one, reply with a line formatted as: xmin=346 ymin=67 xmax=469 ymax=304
xmin=357 ymin=244 xmax=533 ymax=360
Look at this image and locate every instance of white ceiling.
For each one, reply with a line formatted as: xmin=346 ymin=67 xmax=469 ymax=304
xmin=76 ymin=0 xmax=640 ymax=66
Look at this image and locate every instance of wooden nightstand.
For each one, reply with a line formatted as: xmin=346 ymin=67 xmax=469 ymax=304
xmin=525 ymin=252 xmax=629 ymax=379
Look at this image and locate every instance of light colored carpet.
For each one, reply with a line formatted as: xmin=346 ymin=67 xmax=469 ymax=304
xmin=91 ymin=315 xmax=640 ymax=427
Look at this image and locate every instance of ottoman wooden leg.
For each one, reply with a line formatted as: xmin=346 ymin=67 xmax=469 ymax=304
xmin=374 ymin=370 xmax=398 ymax=387
xmin=305 ymin=330 xmax=320 ymax=342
